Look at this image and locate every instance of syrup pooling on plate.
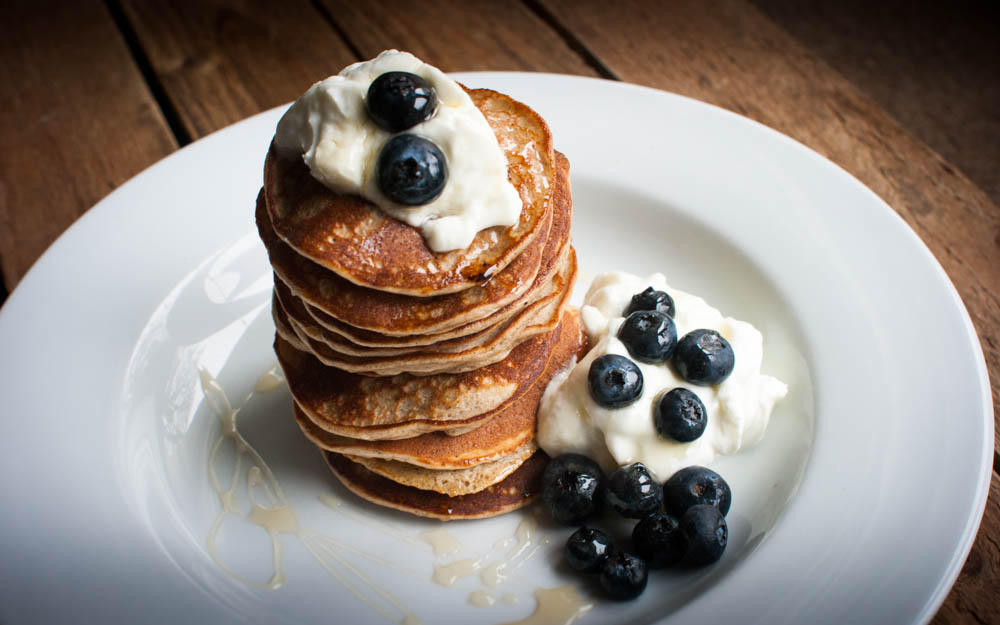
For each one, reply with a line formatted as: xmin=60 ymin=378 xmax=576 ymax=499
xmin=202 ymin=366 xmax=422 ymax=625
xmin=201 ymin=366 xmax=589 ymax=625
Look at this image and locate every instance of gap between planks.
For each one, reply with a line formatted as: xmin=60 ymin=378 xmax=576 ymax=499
xmin=103 ymin=0 xmax=193 ymax=146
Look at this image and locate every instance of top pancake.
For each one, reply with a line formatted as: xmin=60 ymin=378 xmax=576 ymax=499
xmin=264 ymin=88 xmax=555 ymax=296
xmin=258 ymin=152 xmax=572 ymax=337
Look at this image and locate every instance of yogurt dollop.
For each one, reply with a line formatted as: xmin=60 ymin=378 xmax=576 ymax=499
xmin=274 ymin=50 xmax=522 ymax=253
xmin=537 ymin=272 xmax=788 ymax=479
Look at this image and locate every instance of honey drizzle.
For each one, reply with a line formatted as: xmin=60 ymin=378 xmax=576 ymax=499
xmin=202 ymin=366 xmax=589 ymax=625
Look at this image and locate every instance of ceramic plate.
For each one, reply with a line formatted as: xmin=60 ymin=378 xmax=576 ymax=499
xmin=0 ymin=74 xmax=992 ymax=625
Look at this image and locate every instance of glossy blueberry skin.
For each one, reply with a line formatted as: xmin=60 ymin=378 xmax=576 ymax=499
xmin=588 ymin=354 xmax=643 ymax=408
xmin=681 ymin=504 xmax=728 ymax=565
xmin=673 ymin=329 xmax=735 ymax=385
xmin=366 ymin=71 xmax=438 ymax=132
xmin=599 ymin=549 xmax=649 ymax=600
xmin=663 ymin=466 xmax=732 ymax=517
xmin=654 ymin=388 xmax=707 ymax=442
xmin=632 ymin=512 xmax=684 ymax=568
xmin=604 ymin=463 xmax=663 ymax=519
xmin=565 ymin=527 xmax=613 ymax=573
xmin=616 ymin=310 xmax=677 ymax=363
xmin=541 ymin=454 xmax=605 ymax=524
xmin=376 ymin=134 xmax=447 ymax=205
xmin=624 ymin=287 xmax=675 ymax=318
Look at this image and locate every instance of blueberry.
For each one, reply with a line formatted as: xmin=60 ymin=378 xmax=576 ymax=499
xmin=376 ymin=134 xmax=447 ymax=205
xmin=599 ymin=549 xmax=648 ymax=600
xmin=680 ymin=504 xmax=727 ymax=565
xmin=673 ymin=329 xmax=735 ymax=385
xmin=604 ymin=463 xmax=663 ymax=519
xmin=565 ymin=527 xmax=612 ymax=573
xmin=616 ymin=310 xmax=677 ymax=363
xmin=624 ymin=287 xmax=675 ymax=318
xmin=663 ymin=466 xmax=732 ymax=517
xmin=540 ymin=454 xmax=605 ymax=524
xmin=654 ymin=388 xmax=707 ymax=442
xmin=366 ymin=71 xmax=438 ymax=132
xmin=588 ymin=354 xmax=643 ymax=408
xmin=632 ymin=513 xmax=684 ymax=568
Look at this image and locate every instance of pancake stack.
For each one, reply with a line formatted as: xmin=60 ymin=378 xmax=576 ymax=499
xmin=258 ymin=87 xmax=585 ymax=519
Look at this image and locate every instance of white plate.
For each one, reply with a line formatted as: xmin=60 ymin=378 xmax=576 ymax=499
xmin=0 ymin=74 xmax=992 ymax=625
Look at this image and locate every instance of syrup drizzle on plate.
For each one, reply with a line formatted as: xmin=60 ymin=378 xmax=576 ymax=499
xmin=200 ymin=366 xmax=592 ymax=625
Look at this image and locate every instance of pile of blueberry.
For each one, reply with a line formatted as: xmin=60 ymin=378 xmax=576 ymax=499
xmin=365 ymin=71 xmax=446 ymax=205
xmin=541 ymin=287 xmax=739 ymax=599
xmin=542 ymin=456 xmax=732 ymax=600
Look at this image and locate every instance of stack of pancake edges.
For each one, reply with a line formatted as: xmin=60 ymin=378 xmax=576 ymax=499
xmin=256 ymin=88 xmax=584 ymax=520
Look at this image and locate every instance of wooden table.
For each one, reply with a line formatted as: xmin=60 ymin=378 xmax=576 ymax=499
xmin=1 ymin=1 xmax=996 ymax=622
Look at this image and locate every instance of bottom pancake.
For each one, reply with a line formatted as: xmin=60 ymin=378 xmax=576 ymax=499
xmin=344 ymin=441 xmax=537 ymax=496
xmin=325 ymin=450 xmax=549 ymax=521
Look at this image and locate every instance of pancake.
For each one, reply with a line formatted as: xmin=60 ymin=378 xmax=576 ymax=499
xmin=344 ymin=442 xmax=537 ymax=496
xmin=275 ymin=250 xmax=576 ymax=376
xmin=264 ymin=88 xmax=555 ymax=296
xmin=260 ymin=153 xmax=572 ymax=338
xmin=294 ymin=308 xmax=585 ymax=469
xmin=275 ymin=316 xmax=567 ymax=440
xmin=324 ymin=450 xmax=549 ymax=520
xmin=273 ymin=270 xmax=550 ymax=359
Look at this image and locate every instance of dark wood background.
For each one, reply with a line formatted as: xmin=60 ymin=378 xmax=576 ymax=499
xmin=0 ymin=1 xmax=996 ymax=622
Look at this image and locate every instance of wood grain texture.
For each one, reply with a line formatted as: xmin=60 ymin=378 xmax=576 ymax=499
xmin=0 ymin=0 xmax=176 ymax=289
xmin=539 ymin=0 xmax=1000 ymax=469
xmin=751 ymin=0 xmax=1000 ymax=208
xmin=318 ymin=0 xmax=598 ymax=75
xmin=120 ymin=0 xmax=357 ymax=139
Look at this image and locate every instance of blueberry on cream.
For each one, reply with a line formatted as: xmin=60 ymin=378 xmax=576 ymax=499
xmin=624 ymin=286 xmax=675 ymax=318
xmin=654 ymin=388 xmax=707 ymax=443
xmin=674 ymin=329 xmax=735 ymax=386
xmin=616 ymin=309 xmax=677 ymax=363
xmin=366 ymin=71 xmax=438 ymax=132
xmin=376 ymin=134 xmax=447 ymax=205
xmin=588 ymin=354 xmax=644 ymax=409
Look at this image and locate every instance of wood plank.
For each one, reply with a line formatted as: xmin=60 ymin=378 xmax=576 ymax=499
xmin=931 ymin=471 xmax=1000 ymax=625
xmin=317 ymin=0 xmax=598 ymax=75
xmin=120 ymin=0 xmax=357 ymax=139
xmin=0 ymin=0 xmax=177 ymax=289
xmin=751 ymin=0 xmax=1000 ymax=208
xmin=538 ymin=0 xmax=1000 ymax=463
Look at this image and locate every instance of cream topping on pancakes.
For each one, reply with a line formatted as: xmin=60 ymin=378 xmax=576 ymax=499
xmin=275 ymin=50 xmax=521 ymax=252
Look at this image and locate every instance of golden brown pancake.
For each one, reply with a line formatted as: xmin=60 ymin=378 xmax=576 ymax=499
xmin=324 ymin=450 xmax=549 ymax=520
xmin=344 ymin=442 xmax=537 ymax=496
xmin=259 ymin=153 xmax=572 ymax=338
xmin=294 ymin=308 xmax=586 ymax=469
xmin=274 ymin=250 xmax=576 ymax=376
xmin=274 ymin=318 xmax=567 ymax=440
xmin=264 ymin=88 xmax=555 ymax=296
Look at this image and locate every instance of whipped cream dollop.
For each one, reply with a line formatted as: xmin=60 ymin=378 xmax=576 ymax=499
xmin=274 ymin=50 xmax=522 ymax=252
xmin=537 ymin=272 xmax=788 ymax=479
